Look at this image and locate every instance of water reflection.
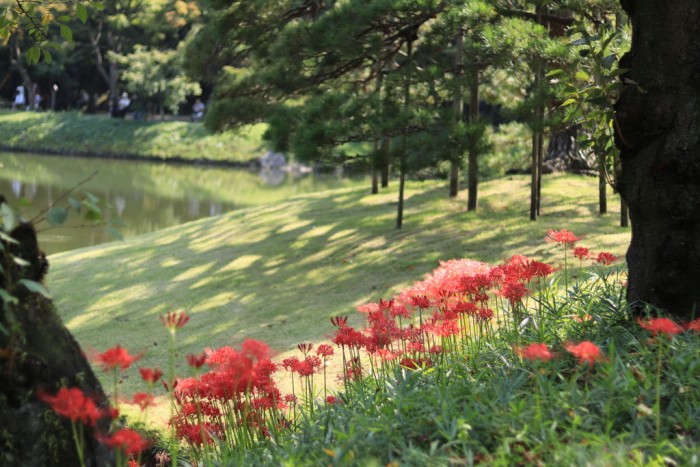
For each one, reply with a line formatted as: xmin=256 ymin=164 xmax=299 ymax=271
xmin=0 ymin=152 xmax=363 ymax=255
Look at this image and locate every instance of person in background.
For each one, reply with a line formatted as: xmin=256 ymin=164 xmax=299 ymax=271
xmin=116 ymin=92 xmax=131 ymax=118
xmin=192 ymin=98 xmax=205 ymax=121
xmin=12 ymin=86 xmax=25 ymax=110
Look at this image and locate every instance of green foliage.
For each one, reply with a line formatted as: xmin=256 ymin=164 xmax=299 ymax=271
xmin=112 ymin=44 xmax=201 ymax=114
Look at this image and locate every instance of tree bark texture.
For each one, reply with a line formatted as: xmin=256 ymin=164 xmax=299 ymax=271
xmin=0 ymin=217 xmax=112 ymax=465
xmin=467 ymin=69 xmax=480 ymax=212
xmin=615 ymin=0 xmax=700 ymax=318
xmin=450 ymin=33 xmax=464 ymax=198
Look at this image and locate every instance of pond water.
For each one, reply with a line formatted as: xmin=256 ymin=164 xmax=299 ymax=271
xmin=0 ymin=152 xmax=363 ymax=255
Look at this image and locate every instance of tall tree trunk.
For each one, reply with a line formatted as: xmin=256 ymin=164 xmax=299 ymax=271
xmin=371 ymin=139 xmax=379 ymax=195
xmin=450 ymin=33 xmax=463 ymax=198
xmin=467 ymin=68 xmax=480 ymax=212
xmin=0 ymin=217 xmax=113 ymax=465
xmin=598 ymin=155 xmax=608 ymax=214
xmin=530 ymin=129 xmax=540 ymax=221
xmin=615 ymin=0 xmax=700 ymax=319
xmin=397 ymin=37 xmax=414 ymax=230
xmin=380 ymin=135 xmax=391 ymax=188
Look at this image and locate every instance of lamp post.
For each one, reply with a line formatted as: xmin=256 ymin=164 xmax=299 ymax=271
xmin=51 ymin=84 xmax=58 ymax=111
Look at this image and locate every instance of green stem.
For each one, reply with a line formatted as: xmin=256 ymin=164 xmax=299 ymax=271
xmin=655 ymin=341 xmax=663 ymax=441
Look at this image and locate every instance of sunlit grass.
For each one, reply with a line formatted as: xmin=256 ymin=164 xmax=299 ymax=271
xmin=47 ymin=173 xmax=631 ymax=426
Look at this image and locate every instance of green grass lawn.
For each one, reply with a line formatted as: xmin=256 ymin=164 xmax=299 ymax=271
xmin=47 ymin=173 xmax=630 ymax=414
xmin=0 ymin=110 xmax=266 ymax=163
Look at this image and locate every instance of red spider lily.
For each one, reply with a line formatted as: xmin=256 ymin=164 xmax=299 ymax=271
xmin=686 ymin=318 xmax=700 ymax=332
xmin=637 ymin=317 xmax=684 ymax=336
xmin=281 ymin=356 xmax=300 ymax=372
xmin=330 ymin=315 xmax=348 ymax=328
xmin=186 ymin=353 xmax=207 ymax=369
xmin=564 ymin=341 xmax=604 ymax=365
xmin=297 ymin=342 xmax=313 ymax=356
xmin=515 ymin=343 xmax=556 ymax=362
xmin=160 ymin=310 xmax=190 ymax=332
xmin=38 ymin=387 xmax=102 ymax=425
xmin=573 ymin=247 xmax=590 ymax=260
xmin=284 ymin=393 xmax=298 ymax=404
xmin=95 ymin=345 xmax=140 ymax=372
xmin=545 ymin=229 xmax=581 ymax=246
xmin=595 ymin=252 xmax=618 ymax=265
xmin=407 ymin=295 xmax=431 ymax=308
xmin=477 ymin=307 xmax=494 ymax=320
xmin=98 ymin=428 xmax=149 ymax=455
xmin=332 ymin=325 xmax=366 ymax=348
xmin=139 ymin=367 xmax=163 ymax=384
xmin=526 ymin=260 xmax=555 ymax=279
xmin=499 ymin=279 xmax=529 ymax=305
xmin=315 ymin=344 xmax=334 ymax=358
xmin=326 ymin=395 xmax=342 ymax=405
xmin=131 ymin=392 xmax=156 ymax=411
xmin=127 ymin=459 xmax=139 ymax=467
xmin=294 ymin=356 xmax=322 ymax=377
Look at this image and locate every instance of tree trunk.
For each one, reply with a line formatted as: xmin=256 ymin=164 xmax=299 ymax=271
xmin=467 ymin=68 xmax=480 ymax=212
xmin=615 ymin=0 xmax=700 ymax=318
xmin=380 ymin=135 xmax=391 ymax=188
xmin=0 ymin=216 xmax=113 ymax=465
xmin=371 ymin=139 xmax=379 ymax=194
xmin=544 ymin=125 xmax=597 ymax=173
xmin=598 ymin=156 xmax=608 ymax=215
xmin=449 ymin=33 xmax=463 ymax=198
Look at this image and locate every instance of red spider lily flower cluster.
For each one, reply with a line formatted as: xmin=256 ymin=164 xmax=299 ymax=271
xmin=638 ymin=317 xmax=698 ymax=337
xmin=161 ymin=310 xmax=190 ymax=332
xmin=94 ymin=345 xmax=140 ymax=372
xmin=139 ymin=367 xmax=163 ymax=384
xmin=39 ymin=386 xmax=149 ymax=461
xmin=546 ymin=229 xmax=581 ymax=245
xmin=687 ymin=318 xmax=700 ymax=333
xmin=38 ymin=387 xmax=103 ymax=425
xmin=515 ymin=343 xmax=556 ymax=362
xmin=564 ymin=341 xmax=604 ymax=365
xmin=186 ymin=352 xmax=207 ymax=369
xmin=97 ymin=428 xmax=149 ymax=456
xmin=169 ymin=338 xmax=284 ymax=446
xmin=573 ymin=247 xmax=590 ymax=260
xmin=131 ymin=392 xmax=157 ymax=411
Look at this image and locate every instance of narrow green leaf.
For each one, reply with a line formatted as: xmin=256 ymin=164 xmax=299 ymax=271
xmin=1 ymin=203 xmax=17 ymax=231
xmin=560 ymin=98 xmax=577 ymax=107
xmin=13 ymin=256 xmax=30 ymax=267
xmin=27 ymin=46 xmax=40 ymax=64
xmin=18 ymin=279 xmax=51 ymax=299
xmin=68 ymin=197 xmax=82 ymax=211
xmin=42 ymin=49 xmax=53 ymax=64
xmin=60 ymin=24 xmax=73 ymax=42
xmin=46 ymin=207 xmax=69 ymax=226
xmin=0 ymin=289 xmax=18 ymax=305
xmin=575 ymin=71 xmax=590 ymax=81
xmin=0 ymin=231 xmax=18 ymax=245
xmin=76 ymin=3 xmax=88 ymax=23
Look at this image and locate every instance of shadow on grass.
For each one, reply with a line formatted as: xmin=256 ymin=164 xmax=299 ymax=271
xmin=47 ymin=174 xmax=631 ymax=396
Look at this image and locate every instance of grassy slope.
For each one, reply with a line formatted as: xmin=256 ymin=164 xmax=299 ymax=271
xmin=0 ymin=110 xmax=266 ymax=163
xmin=47 ymin=173 xmax=630 ymax=407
